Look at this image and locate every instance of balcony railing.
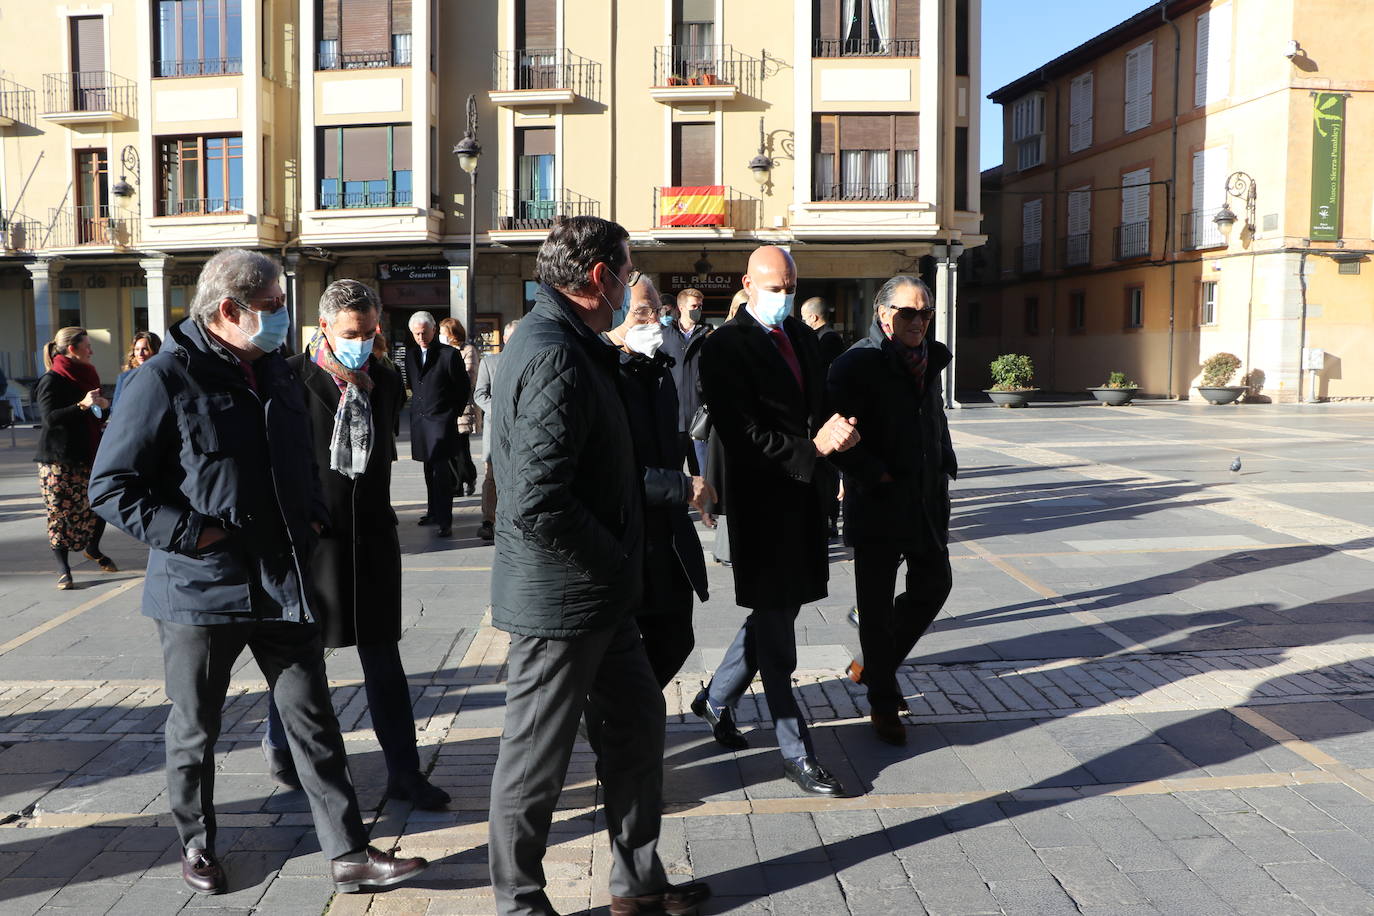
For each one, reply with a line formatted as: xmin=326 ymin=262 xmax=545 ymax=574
xmin=157 ymin=197 xmax=245 ymax=217
xmin=0 ymin=76 xmax=36 ymax=124
xmin=813 ymin=38 xmax=919 ymax=57
xmin=652 ymin=45 xmax=760 ymax=96
xmin=1114 ymin=221 xmax=1150 ymax=260
xmin=1062 ymin=232 xmax=1091 ymax=268
xmin=653 ymin=185 xmax=758 ymax=230
xmin=493 ymin=189 xmax=599 ymax=231
xmin=318 ymin=187 xmax=413 ymax=210
xmin=492 ymin=48 xmax=600 ymax=97
xmin=1017 ymin=242 xmax=1043 ymax=275
xmin=1180 ymin=208 xmax=1226 ymax=250
xmin=0 ymin=213 xmax=41 ymax=251
xmin=47 ymin=206 xmax=137 ymax=248
xmin=813 ymin=182 xmax=919 ymax=202
xmin=155 ymin=57 xmax=243 ymax=77
xmin=316 ymin=35 xmax=412 ymax=70
xmin=42 ymin=71 xmax=136 ymax=117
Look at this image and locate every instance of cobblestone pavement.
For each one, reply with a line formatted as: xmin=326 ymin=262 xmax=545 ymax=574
xmin=2 ymin=401 xmax=1374 ymax=914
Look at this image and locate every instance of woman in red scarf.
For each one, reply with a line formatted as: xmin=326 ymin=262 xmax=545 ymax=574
xmin=33 ymin=327 xmax=116 ymax=589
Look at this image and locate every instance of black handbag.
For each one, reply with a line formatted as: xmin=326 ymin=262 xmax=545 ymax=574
xmin=688 ymin=404 xmax=712 ymax=441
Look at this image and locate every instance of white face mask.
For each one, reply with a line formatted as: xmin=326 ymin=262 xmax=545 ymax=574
xmin=753 ymin=288 xmax=795 ymax=327
xmin=624 ymin=322 xmax=665 ymax=357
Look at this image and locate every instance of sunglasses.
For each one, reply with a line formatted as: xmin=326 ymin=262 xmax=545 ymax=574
xmin=891 ymin=307 xmax=936 ymax=323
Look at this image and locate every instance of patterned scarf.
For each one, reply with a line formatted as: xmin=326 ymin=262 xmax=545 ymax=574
xmin=308 ymin=332 xmax=374 ymax=479
xmin=880 ymin=320 xmax=928 ymax=397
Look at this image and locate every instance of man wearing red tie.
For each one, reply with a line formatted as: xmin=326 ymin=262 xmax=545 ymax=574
xmin=692 ymin=245 xmax=860 ymax=796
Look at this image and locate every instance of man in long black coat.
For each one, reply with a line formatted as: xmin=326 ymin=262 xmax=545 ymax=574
xmin=692 ymin=245 xmax=860 ymax=798
xmin=404 ymin=311 xmax=470 ymax=537
xmin=260 ymin=280 xmax=449 ymax=809
xmin=826 ymin=276 xmax=957 ymax=747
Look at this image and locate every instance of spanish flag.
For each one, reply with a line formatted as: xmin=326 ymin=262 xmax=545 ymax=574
xmin=660 ymin=186 xmax=726 ymax=227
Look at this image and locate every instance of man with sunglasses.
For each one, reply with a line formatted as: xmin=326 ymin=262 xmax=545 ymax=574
xmin=825 ymin=275 xmax=958 ymax=747
xmin=91 ymin=249 xmax=429 ymax=894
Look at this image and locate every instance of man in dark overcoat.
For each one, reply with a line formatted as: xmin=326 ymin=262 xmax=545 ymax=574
xmin=404 ymin=311 xmax=470 ymax=537
xmin=827 ymin=276 xmax=957 ymax=746
xmin=259 ymin=280 xmax=448 ymax=809
xmin=692 ymin=245 xmax=860 ymax=797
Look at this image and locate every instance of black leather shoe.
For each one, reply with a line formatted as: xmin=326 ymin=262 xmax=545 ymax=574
xmin=690 ymin=689 xmax=748 ymax=751
xmin=870 ymin=710 xmax=907 ymax=746
xmin=436 ymin=525 xmax=452 ymax=538
xmin=387 ymin=772 xmax=451 ymax=811
xmin=611 ymin=879 xmax=713 ymax=915
xmin=182 ymin=847 xmax=226 ymax=894
xmin=783 ymin=756 xmax=846 ymax=797
xmin=331 ymin=846 xmax=428 ymax=893
xmin=477 ymin=520 xmax=494 ymax=541
xmin=417 ymin=516 xmax=432 ymax=526
xmin=262 ymin=737 xmax=301 ymax=789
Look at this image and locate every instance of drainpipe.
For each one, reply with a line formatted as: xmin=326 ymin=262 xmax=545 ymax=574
xmin=1163 ymin=3 xmax=1182 ymax=399
xmin=1297 ymin=249 xmax=1311 ymax=401
xmin=1047 ymin=71 xmax=1060 ymax=392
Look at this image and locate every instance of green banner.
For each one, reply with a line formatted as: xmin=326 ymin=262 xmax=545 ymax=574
xmin=1310 ymin=92 xmax=1345 ymax=241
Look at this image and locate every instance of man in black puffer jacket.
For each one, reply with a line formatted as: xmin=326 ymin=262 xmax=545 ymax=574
xmin=486 ymin=217 xmax=710 ymax=916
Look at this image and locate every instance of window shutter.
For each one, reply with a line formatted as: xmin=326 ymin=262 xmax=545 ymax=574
xmin=519 ymin=0 xmax=556 ymax=48
xmin=1207 ymin=4 xmax=1231 ymax=105
xmin=1192 ymin=145 xmax=1227 ymax=212
xmin=1069 ymin=72 xmax=1093 ymax=152
xmin=1191 ymin=149 xmax=1207 ymax=211
xmin=321 ymin=0 xmax=340 ymax=42
xmin=1067 ymin=187 xmax=1091 ymax=236
xmin=1022 ymin=199 xmax=1042 ymax=244
xmin=673 ymin=122 xmax=715 ymax=186
xmin=1121 ymin=167 xmax=1150 ymax=224
xmin=71 ymin=16 xmax=106 ymax=72
xmin=519 ymin=126 xmax=555 ymax=157
xmin=893 ymin=0 xmax=919 ymax=42
xmin=1125 ymin=42 xmax=1153 ymax=131
xmin=392 ymin=0 xmax=412 ymax=34
xmin=817 ymin=115 xmax=837 ymax=154
xmin=392 ymin=125 xmax=412 ymax=168
xmin=816 ymin=0 xmax=840 ymax=41
xmin=322 ymin=128 xmax=340 ymax=179
xmin=840 ymin=115 xmax=893 ymax=150
xmin=341 ymin=0 xmax=388 ymax=54
xmin=1193 ymin=10 xmax=1210 ymax=107
xmin=343 ymin=126 xmax=389 ymax=179
xmin=894 ymin=114 xmax=918 ymax=149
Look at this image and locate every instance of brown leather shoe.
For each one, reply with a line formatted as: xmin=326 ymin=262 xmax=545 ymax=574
xmin=611 ymin=880 xmax=713 ymax=915
xmin=331 ymin=845 xmax=428 ymax=893
xmin=846 ymin=659 xmax=864 ymax=684
xmin=871 ymin=710 xmax=907 ymax=746
xmin=182 ymin=847 xmax=226 ymax=894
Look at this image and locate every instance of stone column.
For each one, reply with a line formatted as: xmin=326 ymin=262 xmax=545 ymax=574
xmin=444 ymin=249 xmax=471 ymax=331
xmin=139 ymin=254 xmax=173 ymax=339
xmin=283 ymin=252 xmax=306 ymax=353
xmin=933 ymin=246 xmax=961 ymax=408
xmin=25 ymin=258 xmax=64 ymax=375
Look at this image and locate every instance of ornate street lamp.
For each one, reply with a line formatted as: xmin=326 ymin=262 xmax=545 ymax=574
xmin=111 ymin=145 xmax=139 ymax=199
xmin=748 ymin=117 xmax=773 ymax=186
xmin=1213 ymin=171 xmax=1257 ymax=240
xmin=451 ymin=95 xmax=481 ymax=328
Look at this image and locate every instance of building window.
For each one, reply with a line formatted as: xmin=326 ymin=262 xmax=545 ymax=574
xmin=1070 ymin=291 xmax=1086 ymax=331
xmin=1194 ymin=5 xmax=1231 ymax=108
xmin=1186 ymin=147 xmax=1228 ymax=249
xmin=317 ymin=0 xmax=412 ymax=69
xmin=1124 ymin=41 xmax=1153 ymax=133
xmin=510 ymin=126 xmax=556 ymax=227
xmin=158 ymin=135 xmax=244 ymax=215
xmin=156 ymin=0 xmax=243 ymax=77
xmin=1024 ymin=297 xmax=1040 ymax=335
xmin=1126 ymin=286 xmax=1144 ymax=328
xmin=1117 ymin=167 xmax=1150 ymax=259
xmin=1012 ymin=93 xmax=1044 ymax=170
xmin=814 ymin=114 xmax=918 ymax=200
xmin=58 ymin=291 xmax=82 ymax=330
xmin=813 ymin=0 xmax=919 ymax=57
xmin=1065 ymin=187 xmax=1091 ymax=267
xmin=1201 ymin=280 xmax=1217 ymax=325
xmin=319 ymin=125 xmax=412 ymax=209
xmin=1068 ymin=72 xmax=1093 ymax=153
xmin=1020 ymin=199 xmax=1042 ymax=273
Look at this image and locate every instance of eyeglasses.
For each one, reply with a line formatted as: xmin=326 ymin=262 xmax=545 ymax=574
xmin=236 ymin=296 xmax=286 ymax=315
xmin=891 ymin=307 xmax=936 ymax=323
xmin=628 ymin=306 xmax=658 ymax=320
xmin=625 ymin=269 xmax=643 ymax=288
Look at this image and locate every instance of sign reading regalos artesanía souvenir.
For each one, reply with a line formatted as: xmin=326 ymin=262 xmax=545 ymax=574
xmin=1310 ymin=92 xmax=1345 ymax=241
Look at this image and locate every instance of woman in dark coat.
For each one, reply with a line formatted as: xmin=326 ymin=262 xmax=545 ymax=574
xmin=262 ymin=280 xmax=448 ymax=810
xmin=33 ymin=326 xmax=116 ymax=588
xmin=111 ymin=331 xmax=161 ymax=410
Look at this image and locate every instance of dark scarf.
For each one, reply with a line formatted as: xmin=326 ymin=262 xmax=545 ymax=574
xmin=308 ymin=333 xmax=374 ymax=479
xmin=878 ymin=321 xmax=929 ymax=397
xmin=50 ymin=354 xmax=103 ymax=457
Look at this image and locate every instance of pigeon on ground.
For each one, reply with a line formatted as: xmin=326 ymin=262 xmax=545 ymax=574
xmin=1230 ymin=457 xmax=1242 ymax=472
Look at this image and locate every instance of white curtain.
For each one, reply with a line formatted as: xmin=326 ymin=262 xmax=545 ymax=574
xmin=871 ymin=0 xmax=891 ymax=42
xmin=869 ymin=149 xmax=890 ymax=196
xmin=842 ymin=150 xmax=864 ymax=197
xmin=814 ymin=153 xmax=834 ymax=199
xmin=842 ymin=0 xmax=858 ymax=40
xmin=897 ymin=150 xmax=917 ymax=198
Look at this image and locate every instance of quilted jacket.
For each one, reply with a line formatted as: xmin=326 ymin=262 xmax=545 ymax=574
xmin=488 ymin=284 xmax=644 ymax=638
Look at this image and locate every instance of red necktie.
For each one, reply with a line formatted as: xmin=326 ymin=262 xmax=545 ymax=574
xmin=769 ymin=326 xmax=804 ymax=391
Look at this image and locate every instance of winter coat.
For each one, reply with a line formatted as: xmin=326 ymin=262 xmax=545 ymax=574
xmin=813 ymin=324 xmax=846 ymax=372
xmin=456 ymin=342 xmax=482 ymax=434
xmin=288 ymin=352 xmax=406 ymax=647
xmin=826 ymin=319 xmax=958 ymax=551
xmin=658 ymin=323 xmax=710 ymax=432
xmin=472 ymin=351 xmax=503 ymax=463
xmin=489 ymin=284 xmax=644 ymax=639
xmin=89 ymin=318 xmax=326 ymax=625
xmin=33 ymin=371 xmax=97 ymax=466
xmin=699 ymin=307 xmax=831 ymax=610
xmin=404 ymin=341 xmax=470 ymax=462
xmin=611 ymin=344 xmax=709 ymax=614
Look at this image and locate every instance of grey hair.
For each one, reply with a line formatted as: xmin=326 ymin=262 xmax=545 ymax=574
xmin=800 ymin=297 xmax=829 ymax=320
xmin=632 ymin=274 xmax=661 ymax=303
xmin=407 ymin=310 xmax=437 ymax=329
xmin=874 ymin=275 xmax=933 ymax=312
xmin=190 ymin=249 xmax=281 ymax=326
xmin=503 ymin=318 xmax=520 ymax=341
xmin=318 ymin=279 xmax=380 ymax=321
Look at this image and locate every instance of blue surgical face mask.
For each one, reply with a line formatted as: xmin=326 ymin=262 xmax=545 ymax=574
xmin=332 ymin=335 xmax=374 ymax=370
xmin=753 ymin=289 xmax=795 ymax=327
xmin=659 ymin=315 xmax=675 ymax=327
xmin=600 ymin=274 xmax=633 ymax=329
xmin=238 ymin=302 xmax=290 ymax=354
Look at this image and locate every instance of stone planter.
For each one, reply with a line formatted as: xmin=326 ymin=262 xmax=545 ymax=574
xmin=985 ymin=389 xmax=1036 ymax=408
xmin=1196 ymin=385 xmax=1247 ymax=405
xmin=1088 ymin=387 xmax=1138 ymax=406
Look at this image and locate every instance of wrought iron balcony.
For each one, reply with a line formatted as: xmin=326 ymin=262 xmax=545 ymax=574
xmin=316 ymin=35 xmax=412 ymax=70
xmin=652 ymin=45 xmax=761 ymax=97
xmin=813 ymin=181 xmax=919 ymax=202
xmin=46 ymin=206 xmax=137 ymax=249
xmin=813 ymin=38 xmax=919 ymax=57
xmin=318 ymin=187 xmax=413 ymax=210
xmin=1180 ymin=208 xmax=1226 ymax=250
xmin=42 ymin=71 xmax=136 ymax=121
xmin=0 ymin=75 xmax=36 ymax=125
xmin=491 ymin=49 xmax=599 ymax=98
xmin=0 ymin=213 xmax=41 ymax=251
xmin=1062 ymin=232 xmax=1092 ymax=268
xmin=492 ymin=189 xmax=598 ymax=232
xmin=1017 ymin=242 xmax=1043 ymax=275
xmin=1114 ymin=221 xmax=1150 ymax=260
xmin=157 ymin=197 xmax=245 ymax=217
xmin=155 ymin=57 xmax=244 ymax=77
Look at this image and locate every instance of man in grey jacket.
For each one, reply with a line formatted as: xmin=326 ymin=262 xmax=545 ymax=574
xmin=486 ymin=217 xmax=710 ymax=916
xmin=472 ymin=318 xmax=519 ymax=542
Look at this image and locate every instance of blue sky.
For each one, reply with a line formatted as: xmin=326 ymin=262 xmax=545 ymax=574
xmin=980 ymin=0 xmax=1154 ymax=169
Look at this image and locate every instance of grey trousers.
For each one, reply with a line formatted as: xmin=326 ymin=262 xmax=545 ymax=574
xmin=706 ymin=605 xmax=812 ymax=760
xmin=489 ymin=615 xmax=668 ymax=915
xmin=156 ymin=619 xmax=369 ymax=859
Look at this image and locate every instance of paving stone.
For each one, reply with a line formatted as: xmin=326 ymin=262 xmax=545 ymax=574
xmin=986 ymin=877 xmax=1082 ymax=916
xmin=1036 ymin=847 xmax=1148 ymax=908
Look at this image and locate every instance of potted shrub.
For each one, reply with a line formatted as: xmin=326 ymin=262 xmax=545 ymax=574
xmin=1088 ymin=371 xmax=1139 ymax=406
xmin=1196 ymin=352 xmax=1247 ymax=404
xmin=985 ymin=354 xmax=1037 ymax=407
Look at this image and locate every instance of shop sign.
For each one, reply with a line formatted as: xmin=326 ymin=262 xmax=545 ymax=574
xmin=379 ymin=262 xmax=450 ymax=282
xmin=1309 ymin=92 xmax=1345 ymax=242
xmin=661 ymin=272 xmax=743 ymax=296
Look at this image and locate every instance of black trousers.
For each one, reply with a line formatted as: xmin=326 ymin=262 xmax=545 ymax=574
xmin=453 ymin=433 xmax=477 ymax=489
xmin=636 ymin=594 xmax=695 ymax=689
xmin=706 ymin=605 xmax=811 ymax=760
xmin=156 ymin=619 xmax=368 ymax=859
xmin=422 ymin=455 xmax=455 ymax=528
xmin=854 ymin=544 xmax=952 ymax=715
xmin=489 ymin=616 xmax=667 ymax=914
xmin=266 ymin=639 xmax=420 ymax=780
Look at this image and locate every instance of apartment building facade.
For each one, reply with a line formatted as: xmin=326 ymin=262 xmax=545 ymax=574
xmin=964 ymin=0 xmax=1374 ymax=401
xmin=0 ymin=0 xmax=982 ymax=385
